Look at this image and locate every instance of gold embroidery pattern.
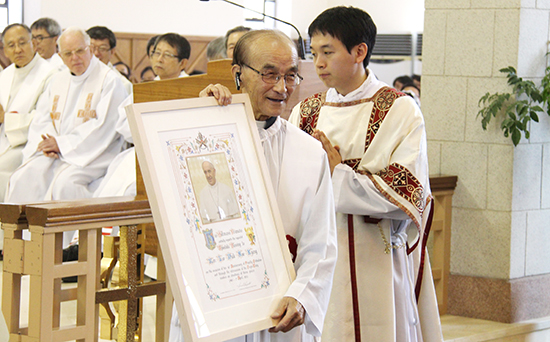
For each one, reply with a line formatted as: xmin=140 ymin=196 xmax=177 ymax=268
xmin=49 ymin=95 xmax=61 ymax=132
xmin=77 ymin=93 xmax=97 ymax=122
xmin=365 ymin=87 xmax=404 ymax=150
xmin=298 ymin=92 xmax=326 ymax=135
xmin=343 ymin=158 xmax=362 ymax=170
xmin=374 ymin=163 xmax=425 ymax=212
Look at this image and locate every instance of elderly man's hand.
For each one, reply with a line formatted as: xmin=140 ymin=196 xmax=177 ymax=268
xmin=199 ymin=83 xmax=233 ymax=106
xmin=268 ymin=297 xmax=305 ymax=333
xmin=313 ymin=130 xmax=341 ymax=175
xmin=38 ymin=134 xmax=60 ymax=158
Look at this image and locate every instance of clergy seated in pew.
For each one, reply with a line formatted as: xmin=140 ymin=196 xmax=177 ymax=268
xmin=5 ymin=27 xmax=128 ymax=250
xmin=87 ymin=25 xmax=133 ymax=94
xmin=0 ymin=23 xmax=56 ymax=254
xmin=152 ymin=33 xmax=191 ymax=80
xmin=93 ymin=32 xmax=194 ymax=200
xmin=30 ymin=17 xmax=65 ymax=71
xmin=0 ymin=23 xmax=56 ymax=202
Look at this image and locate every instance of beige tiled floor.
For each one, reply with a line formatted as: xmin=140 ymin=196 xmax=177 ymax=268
xmin=1 ymin=260 xmax=549 ymax=341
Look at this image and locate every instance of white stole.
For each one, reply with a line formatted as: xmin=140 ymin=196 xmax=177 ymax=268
xmin=49 ymin=62 xmax=110 ymax=135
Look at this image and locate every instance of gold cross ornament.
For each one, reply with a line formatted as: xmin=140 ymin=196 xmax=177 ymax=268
xmin=77 ymin=93 xmax=97 ymax=122
xmin=50 ymin=95 xmax=61 ymax=131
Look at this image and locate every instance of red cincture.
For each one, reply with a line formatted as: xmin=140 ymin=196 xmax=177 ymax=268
xmin=285 ymin=235 xmax=297 ymax=263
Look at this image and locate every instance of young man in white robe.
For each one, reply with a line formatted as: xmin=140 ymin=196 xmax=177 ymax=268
xmin=5 ymin=26 xmax=128 ymax=206
xmin=0 ymin=24 xmax=55 ymax=201
xmin=170 ymin=29 xmax=338 ymax=342
xmin=31 ymin=17 xmax=65 ymax=71
xmin=288 ymin=7 xmax=442 ymax=342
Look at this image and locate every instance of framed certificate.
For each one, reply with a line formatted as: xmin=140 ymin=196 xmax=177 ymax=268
xmin=126 ymin=94 xmax=295 ymax=342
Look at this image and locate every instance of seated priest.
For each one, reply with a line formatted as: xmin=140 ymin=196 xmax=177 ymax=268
xmin=151 ymin=32 xmax=190 ymax=80
xmin=86 ymin=25 xmax=133 ymax=94
xmin=30 ymin=17 xmax=65 ymax=70
xmin=0 ymin=23 xmax=55 ymax=202
xmin=5 ymin=26 xmax=128 ymax=206
xmin=169 ymin=29 xmax=338 ymax=342
xmin=93 ymin=32 xmax=192 ymax=199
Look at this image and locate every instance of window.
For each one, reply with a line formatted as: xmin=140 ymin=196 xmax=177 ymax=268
xmin=0 ymin=0 xmax=23 ymax=30
xmin=243 ymin=0 xmax=276 ymax=30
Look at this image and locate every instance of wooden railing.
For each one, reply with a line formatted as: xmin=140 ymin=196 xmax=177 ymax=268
xmin=0 ymin=197 xmax=170 ymax=342
xmin=0 ymin=175 xmax=456 ymax=341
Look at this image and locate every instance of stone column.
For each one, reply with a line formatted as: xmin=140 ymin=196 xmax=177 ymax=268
xmin=422 ymin=0 xmax=550 ymax=323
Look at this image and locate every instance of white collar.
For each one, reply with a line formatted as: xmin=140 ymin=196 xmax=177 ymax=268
xmin=326 ymin=68 xmax=384 ymax=103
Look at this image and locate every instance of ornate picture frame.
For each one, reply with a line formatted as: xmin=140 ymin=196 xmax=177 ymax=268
xmin=126 ymin=95 xmax=295 ymax=342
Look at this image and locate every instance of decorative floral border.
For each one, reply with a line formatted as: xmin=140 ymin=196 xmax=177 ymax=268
xmin=165 ymin=131 xmax=270 ymax=301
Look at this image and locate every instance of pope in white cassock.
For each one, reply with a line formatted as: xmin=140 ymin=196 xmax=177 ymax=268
xmin=0 ymin=24 xmax=55 ymax=202
xmin=198 ymin=160 xmax=240 ymax=223
xmin=5 ymin=26 xmax=128 ymax=204
xmin=170 ymin=29 xmax=337 ymax=342
xmin=289 ymin=7 xmax=443 ymax=342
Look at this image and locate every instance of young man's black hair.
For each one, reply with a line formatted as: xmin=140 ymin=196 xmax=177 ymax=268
xmin=308 ymin=6 xmax=376 ymax=68
xmin=153 ymin=33 xmax=191 ymax=61
xmin=86 ymin=26 xmax=116 ymax=49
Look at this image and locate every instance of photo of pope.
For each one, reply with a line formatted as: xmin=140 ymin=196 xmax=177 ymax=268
xmin=198 ymin=159 xmax=240 ymax=223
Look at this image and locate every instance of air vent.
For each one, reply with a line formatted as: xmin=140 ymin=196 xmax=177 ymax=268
xmin=372 ymin=34 xmax=413 ymax=57
xmin=416 ymin=33 xmax=423 ymax=56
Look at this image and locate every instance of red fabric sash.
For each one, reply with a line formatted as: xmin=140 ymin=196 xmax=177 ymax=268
xmin=348 ymin=214 xmax=361 ymax=342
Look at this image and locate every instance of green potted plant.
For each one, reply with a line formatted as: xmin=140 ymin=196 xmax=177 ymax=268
xmin=477 ymin=65 xmax=550 ymax=146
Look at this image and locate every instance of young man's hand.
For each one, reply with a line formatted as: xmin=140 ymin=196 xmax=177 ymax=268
xmin=313 ymin=130 xmax=341 ymax=175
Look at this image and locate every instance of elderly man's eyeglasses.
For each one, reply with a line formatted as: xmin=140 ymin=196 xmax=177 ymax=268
xmin=242 ymin=64 xmax=303 ymax=86
xmin=90 ymin=45 xmax=112 ymax=53
xmin=31 ymin=35 xmax=55 ymax=43
xmin=61 ymin=46 xmax=89 ymax=59
xmin=5 ymin=39 xmax=31 ymax=51
xmin=151 ymin=51 xmax=179 ymax=60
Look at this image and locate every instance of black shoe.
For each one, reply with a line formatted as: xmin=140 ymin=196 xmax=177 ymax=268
xmin=62 ymin=245 xmax=79 ymax=283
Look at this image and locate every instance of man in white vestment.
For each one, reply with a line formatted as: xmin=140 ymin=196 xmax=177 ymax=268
xmin=151 ymin=33 xmax=191 ymax=80
xmin=0 ymin=24 xmax=55 ymax=201
xmin=86 ymin=26 xmax=133 ymax=94
xmin=288 ymin=7 xmax=443 ymax=342
xmin=31 ymin=18 xmax=65 ymax=71
xmin=170 ymin=29 xmax=338 ymax=342
xmin=5 ymin=26 xmax=127 ymax=205
xmin=198 ymin=160 xmax=239 ymax=222
xmin=94 ymin=32 xmax=193 ymax=199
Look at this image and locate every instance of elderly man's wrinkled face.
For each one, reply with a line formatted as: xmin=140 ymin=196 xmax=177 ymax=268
xmin=202 ymin=162 xmax=217 ymax=186
xmin=233 ymin=36 xmax=299 ymax=121
xmin=4 ymin=26 xmax=34 ymax=68
xmin=31 ymin=27 xmax=58 ymax=60
xmin=59 ymin=32 xmax=93 ymax=76
xmin=151 ymin=41 xmax=187 ymax=80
